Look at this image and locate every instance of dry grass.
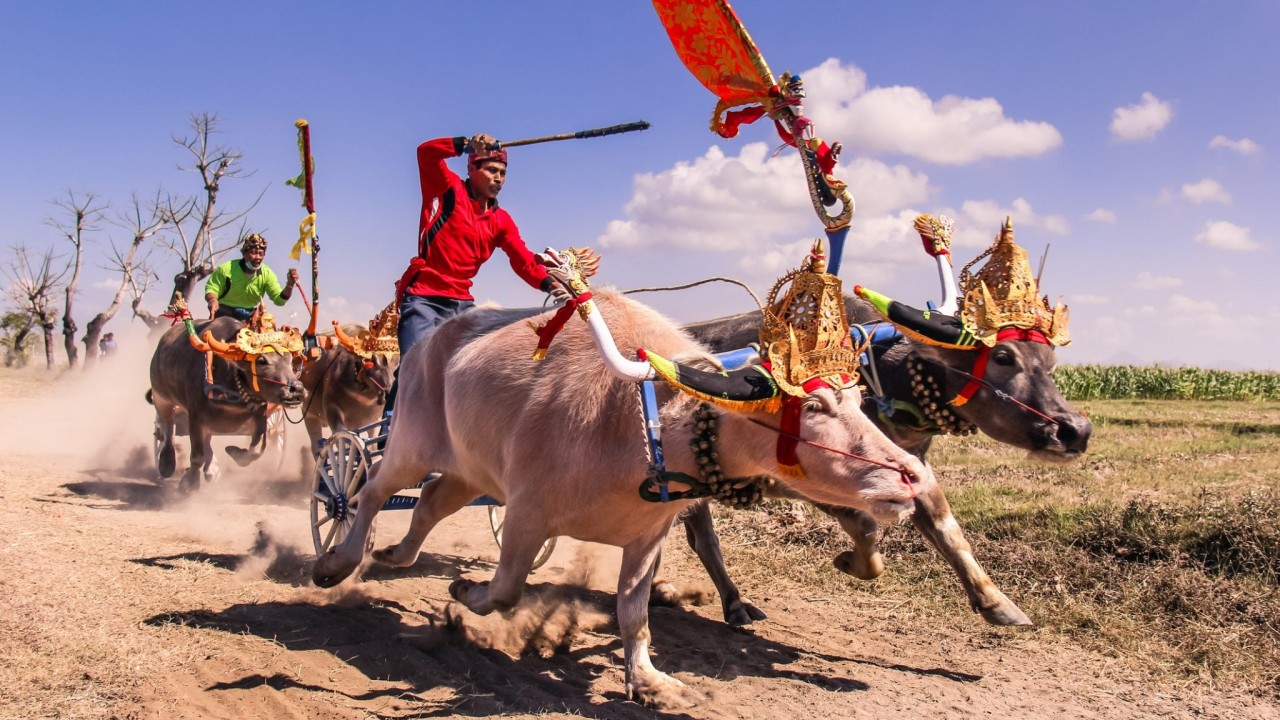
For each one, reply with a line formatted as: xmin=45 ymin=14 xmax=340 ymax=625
xmin=710 ymin=399 xmax=1280 ymax=699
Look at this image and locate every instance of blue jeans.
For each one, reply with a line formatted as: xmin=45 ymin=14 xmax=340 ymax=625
xmin=384 ymin=294 xmax=474 ymax=414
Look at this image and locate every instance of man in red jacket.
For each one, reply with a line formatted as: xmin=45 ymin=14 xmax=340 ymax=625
xmin=385 ymin=132 xmax=558 ymax=413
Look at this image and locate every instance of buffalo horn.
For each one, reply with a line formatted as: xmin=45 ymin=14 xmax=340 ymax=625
xmin=203 ymin=330 xmax=246 ymax=360
xmin=332 ymin=321 xmax=360 ymax=353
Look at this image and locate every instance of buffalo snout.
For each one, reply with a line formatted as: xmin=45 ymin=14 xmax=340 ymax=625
xmin=280 ymin=379 xmax=305 ymax=407
xmin=1055 ymin=413 xmax=1092 ymax=456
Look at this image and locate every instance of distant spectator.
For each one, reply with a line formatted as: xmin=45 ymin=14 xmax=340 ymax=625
xmin=99 ymin=332 xmax=117 ymax=357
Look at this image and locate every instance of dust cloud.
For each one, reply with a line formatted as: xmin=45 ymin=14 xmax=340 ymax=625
xmin=447 ymin=543 xmax=613 ymax=658
xmin=0 ymin=324 xmax=318 ymax=568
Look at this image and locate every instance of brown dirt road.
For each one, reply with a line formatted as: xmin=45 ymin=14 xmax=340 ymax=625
xmin=1 ymin=364 xmax=1276 ymax=720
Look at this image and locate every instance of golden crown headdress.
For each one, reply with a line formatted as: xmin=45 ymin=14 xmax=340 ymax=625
xmin=957 ymin=217 xmax=1069 ymax=346
xmin=230 ymin=308 xmax=304 ymax=356
xmin=760 ymin=239 xmax=860 ymax=396
xmin=333 ymin=301 xmax=401 ymax=359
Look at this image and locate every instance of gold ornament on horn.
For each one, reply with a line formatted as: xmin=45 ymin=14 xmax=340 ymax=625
xmin=333 ymin=302 xmax=401 ymax=360
xmin=759 ymin=239 xmax=861 ymax=397
xmin=957 ymin=217 xmax=1070 ymax=346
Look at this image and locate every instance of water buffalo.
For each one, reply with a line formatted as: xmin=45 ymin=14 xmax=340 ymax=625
xmin=671 ymin=216 xmax=1091 ymax=628
xmin=299 ymin=322 xmax=397 ymax=463
xmin=149 ymin=314 xmax=305 ymax=489
xmin=313 ymin=247 xmax=936 ymax=707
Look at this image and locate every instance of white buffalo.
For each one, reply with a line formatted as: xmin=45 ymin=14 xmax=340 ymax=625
xmin=312 ymin=285 xmax=935 ymax=707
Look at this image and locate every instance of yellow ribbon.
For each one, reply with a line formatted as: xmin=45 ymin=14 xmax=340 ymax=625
xmin=290 ymin=212 xmax=316 ymax=260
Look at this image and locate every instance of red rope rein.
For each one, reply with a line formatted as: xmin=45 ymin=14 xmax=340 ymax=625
xmin=745 ymin=416 xmax=917 ymax=497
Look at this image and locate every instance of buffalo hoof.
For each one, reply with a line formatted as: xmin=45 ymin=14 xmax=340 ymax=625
xmin=157 ymin=445 xmax=176 ymax=479
xmin=979 ymin=600 xmax=1033 ymax=627
xmin=649 ymin=579 xmax=681 ymax=607
xmin=179 ymin=467 xmax=201 ymax=492
xmin=312 ymin=550 xmax=356 ymax=588
xmin=225 ymin=445 xmax=257 ymax=468
xmin=627 ymin=669 xmax=701 ymax=710
xmin=834 ymin=549 xmax=884 ymax=580
xmin=725 ymin=598 xmax=767 ymax=627
xmin=448 ymin=577 xmax=486 ymax=603
xmin=371 ymin=543 xmax=417 ymax=568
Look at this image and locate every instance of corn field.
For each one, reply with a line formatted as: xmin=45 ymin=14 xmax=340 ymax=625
xmin=1054 ymin=364 xmax=1280 ymax=401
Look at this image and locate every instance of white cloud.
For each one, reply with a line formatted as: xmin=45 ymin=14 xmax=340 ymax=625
xmin=1180 ymin=178 xmax=1231 ymax=204
xmin=92 ymin=278 xmax=120 ymax=291
xmin=1194 ymin=220 xmax=1260 ymax=251
xmin=948 ymin=198 xmax=1070 ymax=249
xmin=1123 ymin=305 xmax=1157 ymax=318
xmin=802 ymin=59 xmax=1062 ymax=165
xmin=1086 ymin=209 xmax=1117 ymax=224
xmin=1208 ymin=135 xmax=1260 ymax=155
xmin=598 ymin=142 xmax=931 ymax=253
xmin=1132 ymin=272 xmax=1182 ymax=290
xmin=1110 ymin=92 xmax=1173 ymax=141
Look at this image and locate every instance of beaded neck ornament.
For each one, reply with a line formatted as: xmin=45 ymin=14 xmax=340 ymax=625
xmin=760 ymin=239 xmax=862 ymax=396
xmin=957 ymin=217 xmax=1070 ymax=347
xmin=333 ymin=301 xmax=401 ymax=359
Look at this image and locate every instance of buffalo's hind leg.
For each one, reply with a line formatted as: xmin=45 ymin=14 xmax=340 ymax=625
xmin=663 ymin=501 xmax=767 ymax=626
xmin=153 ymin=403 xmax=177 ymax=480
xmin=373 ymin=473 xmax=478 ymax=567
xmin=448 ymin=502 xmax=546 ymax=615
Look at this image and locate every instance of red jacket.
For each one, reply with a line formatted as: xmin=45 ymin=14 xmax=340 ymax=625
xmin=398 ymin=137 xmax=548 ymax=301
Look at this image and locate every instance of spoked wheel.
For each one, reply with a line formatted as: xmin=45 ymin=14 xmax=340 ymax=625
xmin=487 ymin=505 xmax=558 ymax=571
xmin=311 ymin=431 xmax=370 ymax=556
xmin=266 ymin=407 xmax=288 ymax=471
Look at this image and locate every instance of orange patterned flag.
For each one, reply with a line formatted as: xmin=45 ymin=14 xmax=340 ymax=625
xmin=652 ymin=0 xmax=775 ymax=111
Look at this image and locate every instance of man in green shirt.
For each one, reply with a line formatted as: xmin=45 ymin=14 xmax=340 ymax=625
xmin=204 ymin=233 xmax=299 ymax=321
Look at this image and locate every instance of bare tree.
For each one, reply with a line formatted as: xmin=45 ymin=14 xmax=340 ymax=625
xmin=48 ymin=190 xmax=107 ymax=368
xmin=80 ymin=190 xmax=165 ymax=367
xmin=158 ymin=112 xmax=264 ymax=305
xmin=128 ymin=264 xmax=168 ymax=334
xmin=2 ymin=245 xmax=68 ymax=369
xmin=1 ymin=311 xmax=35 ymax=368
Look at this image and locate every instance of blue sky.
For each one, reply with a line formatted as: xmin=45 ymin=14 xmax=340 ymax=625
xmin=1 ymin=1 xmax=1277 ymax=369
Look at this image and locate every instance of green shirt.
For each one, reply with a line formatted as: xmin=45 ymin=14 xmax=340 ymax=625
xmin=204 ymin=260 xmax=288 ymax=309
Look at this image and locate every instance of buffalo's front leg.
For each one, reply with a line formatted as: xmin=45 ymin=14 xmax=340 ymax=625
xmin=374 ymin=473 xmax=477 ymax=567
xmin=621 ymin=529 xmax=699 ymax=709
xmin=181 ymin=416 xmax=214 ymax=490
xmin=822 ymin=505 xmax=886 ymax=580
xmin=312 ymin=450 xmax=422 ymax=587
xmin=910 ymin=478 xmax=1031 ymax=626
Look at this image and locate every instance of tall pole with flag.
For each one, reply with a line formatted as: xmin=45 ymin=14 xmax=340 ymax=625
xmin=651 ymin=0 xmax=856 ymax=274
xmin=287 ymin=119 xmax=320 ymax=346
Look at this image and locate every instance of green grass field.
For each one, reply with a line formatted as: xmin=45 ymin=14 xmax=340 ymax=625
xmin=714 ymin=398 xmax=1280 ymax=698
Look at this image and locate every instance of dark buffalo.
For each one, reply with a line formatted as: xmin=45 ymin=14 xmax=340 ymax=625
xmin=148 ymin=316 xmax=305 ymax=489
xmin=671 ymin=218 xmax=1091 ymax=627
xmin=299 ymin=325 xmax=397 ymax=461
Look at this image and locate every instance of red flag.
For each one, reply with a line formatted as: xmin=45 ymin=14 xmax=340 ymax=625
xmin=652 ymin=0 xmax=778 ymax=137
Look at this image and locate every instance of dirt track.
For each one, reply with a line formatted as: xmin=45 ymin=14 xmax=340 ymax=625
xmin=2 ymin=366 xmax=1277 ymax=719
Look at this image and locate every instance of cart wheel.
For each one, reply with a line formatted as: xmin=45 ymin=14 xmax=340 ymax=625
xmin=487 ymin=505 xmax=558 ymax=571
xmin=266 ymin=407 xmax=288 ymax=471
xmin=311 ymin=431 xmax=371 ymax=556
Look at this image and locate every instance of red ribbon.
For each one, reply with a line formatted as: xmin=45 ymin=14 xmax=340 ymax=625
xmin=951 ymin=327 xmax=1051 ymax=406
xmin=532 ymin=292 xmax=592 ymax=359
